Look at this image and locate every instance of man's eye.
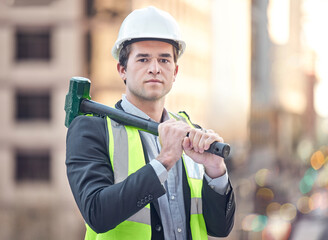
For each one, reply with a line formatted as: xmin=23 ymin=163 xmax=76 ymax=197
xmin=138 ymin=58 xmax=148 ymax=62
xmin=160 ymin=59 xmax=169 ymax=63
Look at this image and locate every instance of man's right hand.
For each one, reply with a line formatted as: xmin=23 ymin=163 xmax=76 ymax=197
xmin=156 ymin=119 xmax=191 ymax=170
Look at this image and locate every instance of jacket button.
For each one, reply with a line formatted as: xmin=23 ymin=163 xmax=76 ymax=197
xmin=155 ymin=224 xmax=162 ymax=232
xmin=137 ymin=201 xmax=142 ymax=207
xmin=148 ymin=194 xmax=153 ymax=201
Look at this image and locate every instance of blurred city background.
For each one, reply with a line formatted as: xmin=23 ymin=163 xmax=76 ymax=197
xmin=0 ymin=0 xmax=327 ymax=239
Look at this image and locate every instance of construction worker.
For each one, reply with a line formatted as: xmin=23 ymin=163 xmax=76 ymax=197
xmin=66 ymin=6 xmax=235 ymax=240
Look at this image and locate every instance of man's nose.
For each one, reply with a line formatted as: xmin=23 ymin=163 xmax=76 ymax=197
xmin=148 ymin=59 xmax=161 ymax=75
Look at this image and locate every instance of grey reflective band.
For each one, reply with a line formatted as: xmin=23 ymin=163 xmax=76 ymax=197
xmin=110 ymin=119 xmax=129 ymax=184
xmin=183 ymin=155 xmax=204 ymax=180
xmin=169 ymin=112 xmax=188 ymax=123
xmin=190 ymin=198 xmax=203 ymax=215
xmin=109 ymin=119 xmax=152 ymax=227
xmin=127 ymin=207 xmax=151 ymax=225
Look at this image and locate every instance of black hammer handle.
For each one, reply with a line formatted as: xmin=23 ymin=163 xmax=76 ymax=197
xmin=81 ymin=99 xmax=230 ymax=158
xmin=81 ymin=99 xmax=159 ymax=134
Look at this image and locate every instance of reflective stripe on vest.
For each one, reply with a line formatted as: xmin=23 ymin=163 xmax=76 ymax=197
xmin=107 ymin=118 xmax=146 ymax=184
xmin=169 ymin=112 xmax=207 ymax=239
xmin=85 ymin=113 xmax=208 ymax=239
xmin=182 ymin=156 xmax=207 ymax=239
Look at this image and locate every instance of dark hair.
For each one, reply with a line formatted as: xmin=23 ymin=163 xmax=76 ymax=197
xmin=119 ymin=44 xmax=132 ymax=70
xmin=118 ymin=41 xmax=179 ymax=70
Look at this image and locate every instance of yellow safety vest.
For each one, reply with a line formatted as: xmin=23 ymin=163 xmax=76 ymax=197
xmin=85 ymin=112 xmax=207 ymax=240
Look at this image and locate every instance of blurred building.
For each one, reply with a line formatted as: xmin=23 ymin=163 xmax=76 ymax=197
xmin=236 ymin=0 xmax=325 ymax=239
xmin=0 ymin=0 xmax=85 ymax=239
xmin=209 ymin=0 xmax=251 ymax=167
xmin=249 ymin=0 xmax=317 ymax=172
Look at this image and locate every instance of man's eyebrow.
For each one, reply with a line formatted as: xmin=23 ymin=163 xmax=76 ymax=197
xmin=135 ymin=53 xmax=172 ymax=58
xmin=159 ymin=53 xmax=172 ymax=58
xmin=135 ymin=53 xmax=150 ymax=58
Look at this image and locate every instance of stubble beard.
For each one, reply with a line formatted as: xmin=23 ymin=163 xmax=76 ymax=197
xmin=127 ymin=81 xmax=173 ymax=103
xmin=129 ymin=87 xmax=169 ymax=102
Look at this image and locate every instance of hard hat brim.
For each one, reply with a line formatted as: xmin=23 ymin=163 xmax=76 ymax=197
xmin=112 ymin=37 xmax=186 ymax=61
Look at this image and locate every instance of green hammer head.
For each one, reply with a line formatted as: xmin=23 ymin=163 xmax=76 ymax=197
xmin=64 ymin=77 xmax=91 ymax=128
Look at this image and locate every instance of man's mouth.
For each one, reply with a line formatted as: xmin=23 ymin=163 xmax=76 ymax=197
xmin=145 ymin=79 xmax=162 ymax=83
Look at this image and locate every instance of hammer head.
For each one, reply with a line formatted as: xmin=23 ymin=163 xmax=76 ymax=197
xmin=64 ymin=77 xmax=91 ymax=128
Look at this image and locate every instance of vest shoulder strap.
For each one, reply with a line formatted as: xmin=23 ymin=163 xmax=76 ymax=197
xmin=175 ymin=111 xmax=203 ymax=130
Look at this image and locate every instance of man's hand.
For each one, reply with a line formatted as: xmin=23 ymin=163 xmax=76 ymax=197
xmin=183 ymin=128 xmax=226 ymax=178
xmin=156 ymin=119 xmax=191 ymax=170
xmin=156 ymin=119 xmax=227 ymax=178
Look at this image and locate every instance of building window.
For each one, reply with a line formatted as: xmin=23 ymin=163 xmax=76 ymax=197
xmin=15 ymin=149 xmax=51 ymax=182
xmin=9 ymin=0 xmax=54 ymax=7
xmin=15 ymin=28 xmax=51 ymax=61
xmin=85 ymin=31 xmax=92 ymax=75
xmin=15 ymin=90 xmax=51 ymax=121
xmin=85 ymin=0 xmax=96 ymax=17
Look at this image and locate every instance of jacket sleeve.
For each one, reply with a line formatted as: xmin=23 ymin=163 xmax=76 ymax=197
xmin=66 ymin=115 xmax=166 ymax=233
xmin=202 ymin=178 xmax=235 ymax=237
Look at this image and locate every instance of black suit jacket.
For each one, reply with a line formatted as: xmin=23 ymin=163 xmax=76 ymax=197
xmin=66 ymin=115 xmax=235 ymax=239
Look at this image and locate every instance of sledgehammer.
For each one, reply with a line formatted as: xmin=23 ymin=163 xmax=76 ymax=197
xmin=64 ymin=77 xmax=231 ymax=158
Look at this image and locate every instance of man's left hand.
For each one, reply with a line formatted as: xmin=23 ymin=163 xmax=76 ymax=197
xmin=182 ymin=128 xmax=227 ymax=178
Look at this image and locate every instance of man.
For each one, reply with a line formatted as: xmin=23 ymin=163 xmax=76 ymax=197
xmin=66 ymin=6 xmax=235 ymax=240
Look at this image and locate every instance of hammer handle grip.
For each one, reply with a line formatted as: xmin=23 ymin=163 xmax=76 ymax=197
xmin=80 ymin=99 xmax=230 ymax=158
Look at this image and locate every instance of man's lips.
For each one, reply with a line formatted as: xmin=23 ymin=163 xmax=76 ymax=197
xmin=145 ymin=79 xmax=163 ymax=83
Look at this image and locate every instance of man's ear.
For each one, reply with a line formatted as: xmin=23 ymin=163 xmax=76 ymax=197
xmin=117 ymin=63 xmax=126 ymax=83
xmin=173 ymin=65 xmax=179 ymax=82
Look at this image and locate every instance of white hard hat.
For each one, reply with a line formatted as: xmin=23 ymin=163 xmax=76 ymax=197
xmin=111 ymin=6 xmax=186 ymax=60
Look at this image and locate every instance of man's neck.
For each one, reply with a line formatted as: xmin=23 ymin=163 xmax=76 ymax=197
xmin=126 ymin=96 xmax=165 ymax=122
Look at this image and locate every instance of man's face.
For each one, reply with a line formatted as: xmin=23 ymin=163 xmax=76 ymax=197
xmin=118 ymin=40 xmax=178 ymax=104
